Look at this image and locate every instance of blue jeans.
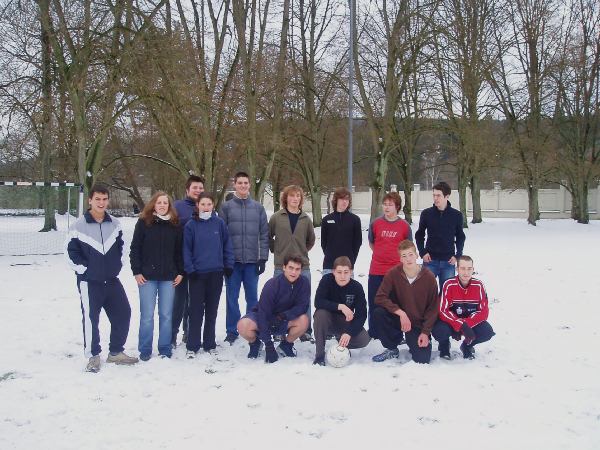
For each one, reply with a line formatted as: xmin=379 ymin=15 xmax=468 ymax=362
xmin=424 ymin=260 xmax=456 ymax=291
xmin=273 ymin=268 xmax=312 ymax=333
xmin=138 ymin=280 xmax=175 ymax=357
xmin=226 ymin=263 xmax=259 ymax=335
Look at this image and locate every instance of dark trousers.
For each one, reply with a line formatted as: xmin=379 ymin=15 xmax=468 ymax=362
xmin=172 ymin=275 xmax=189 ymax=342
xmin=373 ymin=306 xmax=431 ymax=364
xmin=313 ymin=309 xmax=371 ymax=359
xmin=187 ymin=271 xmax=224 ymax=352
xmin=432 ymin=319 xmax=495 ymax=350
xmin=367 ymin=274 xmax=385 ymax=338
xmin=78 ymin=278 xmax=131 ymax=357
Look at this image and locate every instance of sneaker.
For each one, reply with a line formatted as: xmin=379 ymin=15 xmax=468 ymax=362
xmin=86 ymin=355 xmax=101 ymax=373
xmin=159 ymin=354 xmax=171 ymax=359
xmin=106 ymin=352 xmax=139 ymax=365
xmin=460 ymin=342 xmax=475 ymax=360
xmin=204 ymin=348 xmax=218 ymax=355
xmin=372 ymin=348 xmax=400 ymax=362
xmin=438 ymin=340 xmax=451 ymax=360
xmin=277 ymin=340 xmax=297 ymax=357
xmin=140 ymin=353 xmax=152 ymax=362
xmin=224 ymin=333 xmax=238 ymax=345
xmin=247 ymin=340 xmax=263 ymax=359
xmin=313 ymin=355 xmax=325 ymax=366
xmin=186 ymin=350 xmax=196 ymax=359
xmin=272 ymin=334 xmax=284 ymax=342
xmin=299 ymin=333 xmax=315 ymax=343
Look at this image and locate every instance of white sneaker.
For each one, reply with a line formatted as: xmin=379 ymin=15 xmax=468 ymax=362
xmin=186 ymin=350 xmax=196 ymax=359
xmin=86 ymin=355 xmax=101 ymax=373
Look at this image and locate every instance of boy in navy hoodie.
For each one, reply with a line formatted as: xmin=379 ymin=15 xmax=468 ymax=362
xmin=66 ymin=184 xmax=138 ymax=373
xmin=237 ymin=255 xmax=310 ymax=363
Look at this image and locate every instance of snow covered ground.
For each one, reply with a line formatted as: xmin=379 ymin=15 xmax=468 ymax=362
xmin=0 ymin=216 xmax=599 ymax=449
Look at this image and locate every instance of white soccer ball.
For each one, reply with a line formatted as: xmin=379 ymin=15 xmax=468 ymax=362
xmin=325 ymin=345 xmax=351 ymax=368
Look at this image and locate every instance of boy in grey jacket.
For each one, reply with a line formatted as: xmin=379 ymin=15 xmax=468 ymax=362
xmin=220 ymin=171 xmax=269 ymax=344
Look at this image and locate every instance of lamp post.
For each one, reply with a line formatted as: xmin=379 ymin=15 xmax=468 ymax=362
xmin=347 ymin=0 xmax=355 ymax=191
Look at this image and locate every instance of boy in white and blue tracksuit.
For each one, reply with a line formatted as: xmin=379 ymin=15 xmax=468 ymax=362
xmin=66 ymin=206 xmax=131 ymax=359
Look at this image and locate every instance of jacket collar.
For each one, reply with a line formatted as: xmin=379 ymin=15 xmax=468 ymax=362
xmin=84 ymin=210 xmax=111 ymax=224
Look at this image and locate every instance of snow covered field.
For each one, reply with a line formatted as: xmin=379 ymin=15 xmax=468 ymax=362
xmin=0 ymin=216 xmax=599 ymax=449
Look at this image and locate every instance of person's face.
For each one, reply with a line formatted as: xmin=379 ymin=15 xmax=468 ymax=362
xmin=336 ymin=197 xmax=350 ymax=212
xmin=154 ymin=195 xmax=170 ymax=216
xmin=235 ymin=176 xmax=251 ymax=197
xmin=399 ymin=247 xmax=418 ymax=267
xmin=382 ymin=200 xmax=398 ymax=217
xmin=287 ymin=191 xmax=302 ymax=210
xmin=88 ymin=192 xmax=109 ymax=216
xmin=198 ymin=197 xmax=214 ymax=213
xmin=283 ymin=261 xmax=302 ymax=283
xmin=457 ymin=259 xmax=474 ymax=285
xmin=186 ymin=182 xmax=204 ymax=201
xmin=433 ymin=189 xmax=449 ymax=210
xmin=333 ymin=265 xmax=352 ymax=286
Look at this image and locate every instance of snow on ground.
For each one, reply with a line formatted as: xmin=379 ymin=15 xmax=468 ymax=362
xmin=0 ymin=216 xmax=599 ymax=449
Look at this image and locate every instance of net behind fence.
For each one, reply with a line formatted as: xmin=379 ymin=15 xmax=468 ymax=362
xmin=0 ymin=184 xmax=80 ymax=256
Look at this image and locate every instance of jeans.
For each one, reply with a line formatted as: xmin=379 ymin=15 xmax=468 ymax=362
xmin=138 ymin=280 xmax=175 ymax=357
xmin=424 ymin=260 xmax=456 ymax=290
xmin=367 ymin=274 xmax=385 ymax=339
xmin=274 ymin=268 xmax=312 ymax=333
xmin=226 ymin=263 xmax=260 ymax=335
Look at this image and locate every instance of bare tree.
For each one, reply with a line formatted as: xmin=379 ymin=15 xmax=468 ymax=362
xmin=553 ymin=0 xmax=600 ymax=223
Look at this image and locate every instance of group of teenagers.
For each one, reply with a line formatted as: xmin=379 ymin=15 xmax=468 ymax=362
xmin=66 ymin=172 xmax=495 ymax=373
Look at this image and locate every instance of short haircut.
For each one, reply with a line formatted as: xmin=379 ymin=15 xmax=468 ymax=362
xmin=398 ymin=239 xmax=416 ymax=252
xmin=332 ymin=187 xmax=352 ymax=211
xmin=383 ymin=192 xmax=402 ymax=212
xmin=234 ymin=171 xmax=250 ymax=182
xmin=280 ymin=185 xmax=304 ymax=210
xmin=198 ymin=192 xmax=215 ymax=204
xmin=458 ymin=255 xmax=474 ymax=266
xmin=186 ymin=175 xmax=205 ymax=190
xmin=433 ymin=181 xmax=451 ymax=197
xmin=283 ymin=254 xmax=303 ymax=267
xmin=332 ymin=256 xmax=352 ymax=270
xmin=88 ymin=184 xmax=110 ymax=199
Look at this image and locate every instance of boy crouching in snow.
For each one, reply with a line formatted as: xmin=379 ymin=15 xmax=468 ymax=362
xmin=432 ymin=255 xmax=495 ymax=360
xmin=237 ymin=255 xmax=309 ymax=363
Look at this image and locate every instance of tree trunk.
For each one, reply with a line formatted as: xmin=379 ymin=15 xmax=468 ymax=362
xmin=38 ymin=0 xmax=56 ymax=232
xmin=470 ymin=174 xmax=482 ymax=224
xmin=369 ymin=150 xmax=388 ymax=221
xmin=572 ymin=179 xmax=589 ymax=224
xmin=526 ymin=182 xmax=539 ymax=226
xmin=457 ymin=171 xmax=469 ymax=229
xmin=309 ymin=185 xmax=323 ymax=227
xmin=401 ymin=179 xmax=413 ymax=225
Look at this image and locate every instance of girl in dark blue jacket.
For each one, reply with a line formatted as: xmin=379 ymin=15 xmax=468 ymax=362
xmin=183 ymin=192 xmax=234 ymax=356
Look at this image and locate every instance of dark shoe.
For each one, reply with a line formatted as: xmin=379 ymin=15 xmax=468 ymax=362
xmin=247 ymin=340 xmax=263 ymax=359
xmin=438 ymin=340 xmax=451 ymax=360
xmin=372 ymin=348 xmax=399 ymax=362
xmin=460 ymin=342 xmax=475 ymax=360
xmin=299 ymin=333 xmax=314 ymax=343
xmin=277 ymin=340 xmax=297 ymax=357
xmin=140 ymin=353 xmax=152 ymax=362
xmin=265 ymin=342 xmax=278 ymax=363
xmin=272 ymin=334 xmax=284 ymax=342
xmin=224 ymin=333 xmax=238 ymax=345
xmin=313 ymin=355 xmax=326 ymax=366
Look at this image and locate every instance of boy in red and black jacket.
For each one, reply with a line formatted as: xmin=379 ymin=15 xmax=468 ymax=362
xmin=432 ymin=255 xmax=495 ymax=359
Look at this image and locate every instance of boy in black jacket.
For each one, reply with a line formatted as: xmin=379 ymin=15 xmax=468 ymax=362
xmin=313 ymin=256 xmax=370 ymax=366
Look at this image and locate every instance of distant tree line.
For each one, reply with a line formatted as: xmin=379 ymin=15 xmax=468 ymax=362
xmin=0 ymin=0 xmax=598 ymax=229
